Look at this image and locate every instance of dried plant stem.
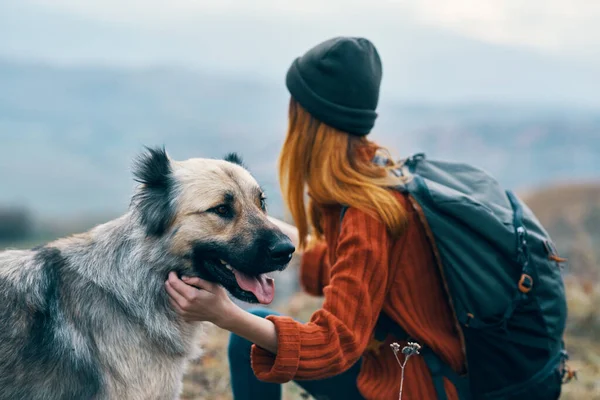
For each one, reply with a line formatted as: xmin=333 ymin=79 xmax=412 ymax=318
xmin=393 ymin=350 xmax=410 ymax=400
xmin=391 ymin=342 xmax=422 ymax=400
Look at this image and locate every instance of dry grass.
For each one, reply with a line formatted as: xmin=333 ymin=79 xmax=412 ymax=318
xmin=561 ymin=277 xmax=600 ymax=399
xmin=520 ymin=182 xmax=600 ymax=226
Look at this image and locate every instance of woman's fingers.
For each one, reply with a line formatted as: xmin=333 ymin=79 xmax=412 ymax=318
xmin=164 ymin=271 xmax=237 ymax=324
xmin=165 ymin=280 xmax=188 ymax=308
xmin=181 ymin=276 xmax=218 ymax=292
xmin=168 ymin=296 xmax=185 ymax=314
xmin=167 ymin=272 xmax=202 ymax=301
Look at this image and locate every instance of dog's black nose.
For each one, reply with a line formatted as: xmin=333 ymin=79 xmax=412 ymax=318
xmin=269 ymin=239 xmax=295 ymax=264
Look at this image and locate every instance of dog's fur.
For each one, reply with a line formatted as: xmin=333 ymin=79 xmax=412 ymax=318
xmin=0 ymin=148 xmax=294 ymax=400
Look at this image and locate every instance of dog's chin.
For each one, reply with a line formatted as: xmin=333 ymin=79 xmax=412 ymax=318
xmin=192 ymin=257 xmax=286 ymax=305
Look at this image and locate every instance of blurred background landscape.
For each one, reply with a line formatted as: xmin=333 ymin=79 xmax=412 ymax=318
xmin=1 ymin=1 xmax=599 ymax=398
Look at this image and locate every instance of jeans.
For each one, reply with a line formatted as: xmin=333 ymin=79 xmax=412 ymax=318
xmin=228 ymin=307 xmax=365 ymax=400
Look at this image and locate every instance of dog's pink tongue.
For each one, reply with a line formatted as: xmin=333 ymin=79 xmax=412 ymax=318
xmin=233 ymin=270 xmax=275 ymax=304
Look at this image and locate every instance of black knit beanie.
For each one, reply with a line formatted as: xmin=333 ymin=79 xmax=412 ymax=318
xmin=285 ymin=36 xmax=382 ymax=136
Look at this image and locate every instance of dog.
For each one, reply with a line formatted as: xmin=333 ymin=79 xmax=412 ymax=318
xmin=0 ymin=147 xmax=295 ymax=400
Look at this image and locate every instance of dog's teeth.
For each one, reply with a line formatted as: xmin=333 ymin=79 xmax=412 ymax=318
xmin=219 ymin=260 xmax=227 ymax=265
xmin=225 ymin=264 xmax=233 ymax=271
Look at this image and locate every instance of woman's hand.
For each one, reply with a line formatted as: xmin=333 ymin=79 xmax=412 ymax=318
xmin=165 ymin=271 xmax=280 ymax=354
xmin=165 ymin=272 xmax=236 ymax=326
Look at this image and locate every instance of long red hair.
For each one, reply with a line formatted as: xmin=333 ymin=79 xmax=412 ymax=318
xmin=278 ymin=98 xmax=408 ymax=250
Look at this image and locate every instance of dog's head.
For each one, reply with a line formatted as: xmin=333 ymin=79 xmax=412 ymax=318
xmin=131 ymin=147 xmax=295 ymax=305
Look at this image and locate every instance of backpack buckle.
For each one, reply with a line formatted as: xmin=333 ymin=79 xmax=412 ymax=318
xmin=560 ymin=350 xmax=577 ymax=384
xmin=518 ymin=274 xmax=533 ymax=293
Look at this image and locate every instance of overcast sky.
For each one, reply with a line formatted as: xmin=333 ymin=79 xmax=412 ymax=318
xmin=1 ymin=0 xmax=599 ymax=105
xmin=1 ymin=1 xmax=599 ymax=216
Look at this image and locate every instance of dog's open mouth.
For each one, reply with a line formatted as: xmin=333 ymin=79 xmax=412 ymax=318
xmin=197 ymin=257 xmax=277 ymax=305
xmin=219 ymin=259 xmax=275 ymax=304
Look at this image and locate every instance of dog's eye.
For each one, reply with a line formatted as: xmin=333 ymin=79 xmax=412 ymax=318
xmin=260 ymin=197 xmax=267 ymax=211
xmin=212 ymin=205 xmax=232 ymax=218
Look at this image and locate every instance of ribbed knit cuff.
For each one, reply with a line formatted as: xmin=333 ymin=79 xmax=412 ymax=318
xmin=250 ymin=315 xmax=301 ymax=383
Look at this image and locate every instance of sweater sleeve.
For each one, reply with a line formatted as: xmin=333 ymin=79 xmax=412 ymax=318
xmin=250 ymin=207 xmax=391 ymax=382
xmin=299 ymin=241 xmax=330 ymax=296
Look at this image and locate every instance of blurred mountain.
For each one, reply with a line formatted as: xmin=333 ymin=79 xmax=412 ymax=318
xmin=0 ymin=59 xmax=290 ymax=217
xmin=0 ymin=59 xmax=599 ymax=220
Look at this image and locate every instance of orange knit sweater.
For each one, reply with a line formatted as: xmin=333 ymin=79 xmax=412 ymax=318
xmin=251 ymin=192 xmax=466 ymax=399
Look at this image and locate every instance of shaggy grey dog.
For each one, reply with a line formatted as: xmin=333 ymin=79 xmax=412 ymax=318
xmin=0 ymin=147 xmax=294 ymax=400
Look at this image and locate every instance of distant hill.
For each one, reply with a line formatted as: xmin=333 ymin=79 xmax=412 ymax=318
xmin=0 ymin=60 xmax=289 ymax=217
xmin=0 ymin=59 xmax=599 ymax=220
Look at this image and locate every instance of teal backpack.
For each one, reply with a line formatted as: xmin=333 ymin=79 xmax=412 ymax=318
xmin=340 ymin=153 xmax=573 ymax=400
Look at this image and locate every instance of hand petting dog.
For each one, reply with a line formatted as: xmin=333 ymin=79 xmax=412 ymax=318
xmin=166 ymin=272 xmax=232 ymax=325
xmin=166 ymin=271 xmax=280 ymax=355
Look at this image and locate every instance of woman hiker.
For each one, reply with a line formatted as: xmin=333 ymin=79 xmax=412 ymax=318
xmin=165 ymin=36 xmax=466 ymax=400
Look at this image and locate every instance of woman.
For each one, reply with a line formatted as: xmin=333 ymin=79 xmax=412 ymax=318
xmin=166 ymin=37 xmax=466 ymax=400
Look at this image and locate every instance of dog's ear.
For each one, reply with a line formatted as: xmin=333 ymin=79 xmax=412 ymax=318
xmin=132 ymin=146 xmax=175 ymax=236
xmin=224 ymin=152 xmax=245 ymax=168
